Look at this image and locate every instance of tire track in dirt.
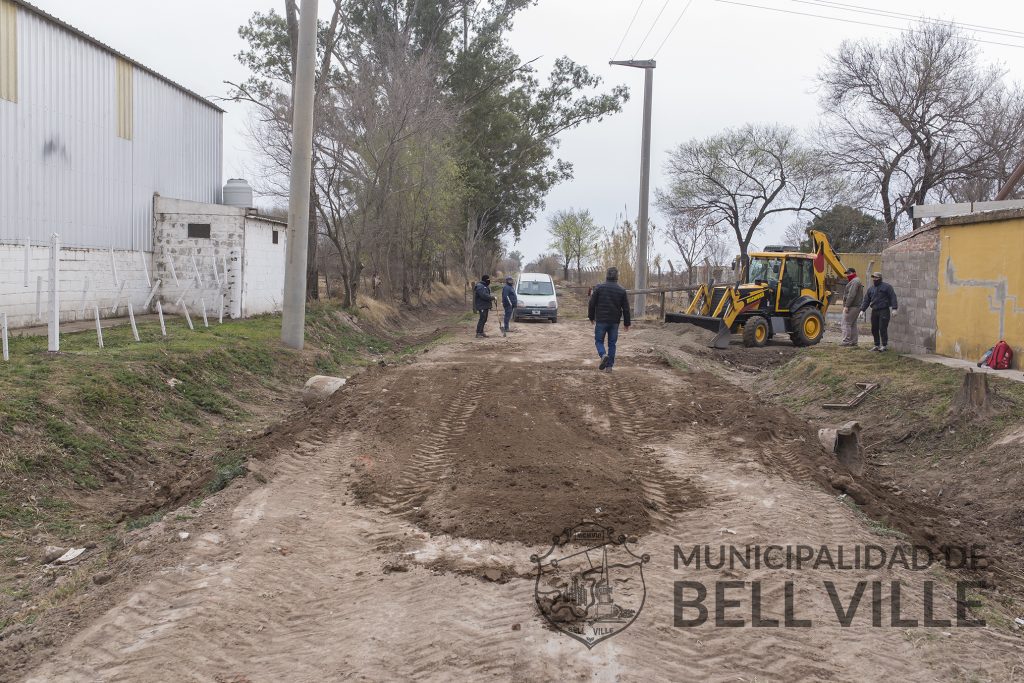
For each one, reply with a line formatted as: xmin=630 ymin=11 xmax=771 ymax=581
xmin=22 ymin=320 xmax=1024 ymax=682
xmin=606 ymin=377 xmax=712 ymax=528
xmin=377 ymin=371 xmax=485 ymax=516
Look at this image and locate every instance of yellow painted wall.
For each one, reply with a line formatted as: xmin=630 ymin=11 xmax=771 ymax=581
xmin=116 ymin=58 xmax=133 ymax=140
xmin=0 ymin=0 xmax=16 ymax=103
xmin=838 ymin=252 xmax=881 ymax=278
xmin=937 ymin=219 xmax=1024 ymax=367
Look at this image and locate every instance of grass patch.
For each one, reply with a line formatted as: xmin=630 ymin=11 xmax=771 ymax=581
xmin=0 ymin=301 xmax=402 ymax=545
xmin=207 ymin=457 xmax=248 ymax=493
xmin=125 ymin=511 xmax=165 ymax=531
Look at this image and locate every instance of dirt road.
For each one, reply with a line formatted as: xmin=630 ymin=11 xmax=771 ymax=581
xmin=22 ymin=317 xmax=1023 ymax=682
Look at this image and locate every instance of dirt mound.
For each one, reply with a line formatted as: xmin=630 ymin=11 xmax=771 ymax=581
xmin=338 ymin=361 xmax=716 ymax=544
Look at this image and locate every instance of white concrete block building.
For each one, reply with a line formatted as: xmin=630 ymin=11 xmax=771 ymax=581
xmin=0 ymin=0 xmax=286 ymax=329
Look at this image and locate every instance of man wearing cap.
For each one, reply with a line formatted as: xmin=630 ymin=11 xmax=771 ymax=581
xmin=860 ymin=271 xmax=898 ymax=352
xmin=840 ymin=267 xmax=865 ymax=347
xmin=588 ymin=267 xmax=631 ymax=371
xmin=501 ymin=275 xmax=517 ymax=336
xmin=473 ymin=274 xmax=495 ymax=338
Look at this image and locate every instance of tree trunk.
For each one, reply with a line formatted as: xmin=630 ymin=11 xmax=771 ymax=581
xmin=305 ymin=180 xmax=319 ymax=300
xmin=950 ymin=370 xmax=992 ymax=418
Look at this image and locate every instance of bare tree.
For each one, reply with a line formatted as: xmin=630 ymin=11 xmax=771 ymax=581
xmin=817 ymin=22 xmax=1009 ymax=238
xmin=662 ymin=208 xmax=725 ymax=284
xmin=658 ymin=124 xmax=838 ymax=270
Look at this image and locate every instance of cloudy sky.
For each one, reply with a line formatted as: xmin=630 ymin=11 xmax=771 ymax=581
xmin=32 ymin=0 xmax=1024 ymax=264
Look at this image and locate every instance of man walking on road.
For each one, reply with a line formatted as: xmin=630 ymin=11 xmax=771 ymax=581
xmin=860 ymin=271 xmax=898 ymax=352
xmin=501 ymin=276 xmax=517 ymax=336
xmin=588 ymin=267 xmax=631 ymax=372
xmin=474 ymin=274 xmax=494 ymax=338
xmin=840 ymin=267 xmax=864 ymax=347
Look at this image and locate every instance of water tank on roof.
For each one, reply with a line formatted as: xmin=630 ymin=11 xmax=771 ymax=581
xmin=223 ymin=178 xmax=254 ymax=208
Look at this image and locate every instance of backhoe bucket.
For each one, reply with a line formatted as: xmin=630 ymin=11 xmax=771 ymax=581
xmin=664 ymin=313 xmax=732 ymax=349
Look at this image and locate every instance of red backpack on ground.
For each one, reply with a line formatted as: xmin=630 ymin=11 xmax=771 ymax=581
xmin=988 ymin=340 xmax=1014 ymax=370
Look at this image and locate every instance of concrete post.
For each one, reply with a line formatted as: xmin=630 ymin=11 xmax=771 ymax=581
xmin=48 ymin=234 xmax=60 ymax=352
xmin=281 ymin=0 xmax=319 ymax=349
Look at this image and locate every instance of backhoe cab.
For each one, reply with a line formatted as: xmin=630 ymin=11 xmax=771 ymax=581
xmin=665 ymin=230 xmax=848 ymax=349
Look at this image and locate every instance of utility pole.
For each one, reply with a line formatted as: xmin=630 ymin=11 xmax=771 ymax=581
xmin=281 ymin=0 xmax=319 ymax=349
xmin=610 ymin=59 xmax=655 ymax=316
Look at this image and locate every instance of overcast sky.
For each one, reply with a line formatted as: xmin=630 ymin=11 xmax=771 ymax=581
xmin=32 ymin=0 xmax=1024 ymax=265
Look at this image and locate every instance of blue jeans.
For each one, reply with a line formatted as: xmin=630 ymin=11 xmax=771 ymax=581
xmin=503 ymin=307 xmax=513 ymax=330
xmin=594 ymin=322 xmax=619 ymax=367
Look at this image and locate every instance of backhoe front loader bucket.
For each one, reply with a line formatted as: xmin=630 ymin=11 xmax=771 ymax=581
xmin=664 ymin=313 xmax=732 ymax=349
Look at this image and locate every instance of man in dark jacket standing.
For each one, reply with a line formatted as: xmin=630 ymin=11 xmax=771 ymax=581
xmin=588 ymin=267 xmax=631 ymax=371
xmin=474 ymin=275 xmax=494 ymax=338
xmin=501 ymin=276 xmax=517 ymax=335
xmin=841 ymin=267 xmax=865 ymax=347
xmin=860 ymin=271 xmax=898 ymax=352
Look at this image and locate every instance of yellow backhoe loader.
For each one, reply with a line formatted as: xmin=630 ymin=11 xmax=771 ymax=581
xmin=665 ymin=230 xmax=849 ymax=349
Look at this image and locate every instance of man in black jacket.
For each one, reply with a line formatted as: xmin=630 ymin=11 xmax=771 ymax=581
xmin=473 ymin=275 xmax=494 ymax=338
xmin=588 ymin=267 xmax=631 ymax=371
xmin=860 ymin=271 xmax=898 ymax=352
xmin=501 ymin=276 xmax=517 ymax=335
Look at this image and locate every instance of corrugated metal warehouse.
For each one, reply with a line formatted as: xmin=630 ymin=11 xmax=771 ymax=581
xmin=0 ymin=0 xmax=288 ymax=332
xmin=0 ymin=0 xmax=223 ymax=251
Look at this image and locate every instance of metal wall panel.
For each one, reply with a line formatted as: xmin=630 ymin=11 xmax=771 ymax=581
xmin=0 ymin=6 xmax=222 ymax=251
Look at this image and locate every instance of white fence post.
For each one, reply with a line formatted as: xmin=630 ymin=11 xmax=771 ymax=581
xmin=35 ymin=275 xmax=43 ymax=322
xmin=181 ymin=303 xmax=194 ymax=330
xmin=127 ymin=301 xmax=140 ymax=342
xmin=190 ymin=248 xmax=202 ymax=287
xmin=143 ymin=279 xmax=161 ymax=310
xmin=156 ymin=300 xmax=167 ymax=336
xmin=2 ymin=313 xmax=9 ymax=361
xmin=80 ymin=276 xmax=91 ymax=317
xmin=94 ymin=304 xmax=104 ymax=348
xmin=200 ymin=298 xmax=209 ymax=328
xmin=169 ymin=257 xmax=180 ymax=286
xmin=109 ymin=247 xmax=120 ymax=287
xmin=110 ymin=280 xmax=127 ymax=314
xmin=48 ymin=234 xmax=60 ymax=352
xmin=139 ymin=251 xmax=151 ymax=287
xmin=219 ymin=293 xmax=225 ymax=324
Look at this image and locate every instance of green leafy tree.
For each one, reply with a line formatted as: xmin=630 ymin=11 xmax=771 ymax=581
xmin=547 ymin=208 xmax=601 ymax=282
xmin=784 ymin=204 xmax=887 ymax=252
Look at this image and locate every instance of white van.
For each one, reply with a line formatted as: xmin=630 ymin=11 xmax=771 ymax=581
xmin=513 ymin=272 xmax=558 ymax=323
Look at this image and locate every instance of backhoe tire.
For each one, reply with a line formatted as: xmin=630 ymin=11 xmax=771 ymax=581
xmin=790 ymin=307 xmax=825 ymax=347
xmin=742 ymin=317 xmax=770 ymax=348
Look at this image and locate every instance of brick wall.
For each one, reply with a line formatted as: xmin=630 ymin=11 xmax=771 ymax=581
xmin=881 ymin=228 xmax=940 ymax=354
xmin=154 ymin=196 xmax=244 ymax=322
xmin=154 ymin=196 xmax=285 ymax=321
xmin=0 ymin=241 xmax=153 ymax=329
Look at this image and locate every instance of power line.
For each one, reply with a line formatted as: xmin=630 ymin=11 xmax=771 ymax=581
xmin=653 ymin=0 xmax=696 ymax=57
xmin=633 ymin=0 xmax=673 ymax=59
xmin=796 ymin=0 xmax=1024 ymax=41
xmin=613 ymin=0 xmax=647 ymax=61
xmin=713 ymin=0 xmax=1024 ymax=50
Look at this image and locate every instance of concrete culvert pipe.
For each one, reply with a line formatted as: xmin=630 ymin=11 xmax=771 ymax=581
xmin=818 ymin=421 xmax=864 ymax=476
xmin=302 ymin=375 xmax=346 ymax=405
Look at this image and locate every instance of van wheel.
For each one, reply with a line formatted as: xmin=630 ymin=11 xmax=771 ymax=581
xmin=551 ymin=317 xmax=557 ymax=324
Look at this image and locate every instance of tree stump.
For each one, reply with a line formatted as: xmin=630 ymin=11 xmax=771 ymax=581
xmin=950 ymin=370 xmax=992 ymax=418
